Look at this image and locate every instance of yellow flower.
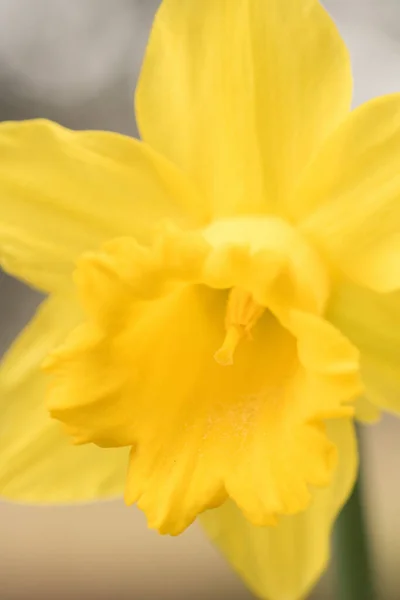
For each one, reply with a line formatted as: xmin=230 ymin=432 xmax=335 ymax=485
xmin=0 ymin=0 xmax=399 ymax=598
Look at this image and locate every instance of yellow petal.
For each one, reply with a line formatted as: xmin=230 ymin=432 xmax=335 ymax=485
xmin=46 ymin=241 xmax=358 ymax=536
xmin=327 ymin=281 xmax=400 ymax=416
xmin=136 ymin=0 xmax=352 ymax=217
xmin=0 ymin=119 xmax=204 ymax=293
xmin=0 ymin=292 xmax=128 ymax=502
xmin=200 ymin=419 xmax=358 ymax=600
xmin=298 ymin=93 xmax=400 ymax=293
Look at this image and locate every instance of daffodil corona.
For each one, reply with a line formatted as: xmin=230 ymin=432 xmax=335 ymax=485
xmin=0 ymin=1 xmax=399 ymax=600
xmin=44 ymin=215 xmax=360 ymax=537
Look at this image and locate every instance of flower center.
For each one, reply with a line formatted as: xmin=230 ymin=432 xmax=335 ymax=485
xmin=214 ymin=288 xmax=265 ymax=366
xmin=201 ymin=216 xmax=331 ymax=365
xmin=44 ymin=215 xmax=361 ymax=536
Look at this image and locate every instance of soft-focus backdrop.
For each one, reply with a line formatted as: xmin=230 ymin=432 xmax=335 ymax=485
xmin=0 ymin=1 xmax=400 ymax=598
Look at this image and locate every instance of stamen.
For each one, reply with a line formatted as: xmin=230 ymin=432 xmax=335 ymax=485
xmin=214 ymin=325 xmax=243 ymax=366
xmin=214 ymin=288 xmax=265 ymax=366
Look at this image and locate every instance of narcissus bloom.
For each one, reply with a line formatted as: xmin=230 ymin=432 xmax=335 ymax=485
xmin=1 ymin=0 xmax=400 ymax=598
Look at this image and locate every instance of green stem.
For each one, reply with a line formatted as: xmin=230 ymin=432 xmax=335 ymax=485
xmin=334 ymin=428 xmax=376 ymax=600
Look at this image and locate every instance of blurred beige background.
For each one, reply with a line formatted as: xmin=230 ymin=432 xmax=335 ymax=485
xmin=1 ymin=1 xmax=400 ymax=598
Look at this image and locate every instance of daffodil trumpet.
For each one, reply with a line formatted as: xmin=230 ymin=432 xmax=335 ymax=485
xmin=0 ymin=1 xmax=399 ymax=599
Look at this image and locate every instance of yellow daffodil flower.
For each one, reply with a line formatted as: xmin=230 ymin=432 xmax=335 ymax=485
xmin=0 ymin=0 xmax=399 ymax=598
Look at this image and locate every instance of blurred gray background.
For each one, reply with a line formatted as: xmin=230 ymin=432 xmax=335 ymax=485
xmin=0 ymin=1 xmax=399 ymax=598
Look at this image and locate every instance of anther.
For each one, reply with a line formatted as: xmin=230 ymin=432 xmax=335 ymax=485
xmin=214 ymin=325 xmax=243 ymax=366
xmin=214 ymin=288 xmax=265 ymax=366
